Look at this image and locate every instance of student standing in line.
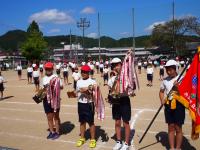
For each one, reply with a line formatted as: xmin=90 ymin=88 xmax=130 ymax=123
xmin=42 ymin=62 xmax=63 ymax=140
xmin=27 ymin=64 xmax=33 ymax=84
xmin=146 ymin=63 xmax=154 ymax=86
xmin=159 ymin=60 xmax=185 ymax=150
xmin=76 ymin=65 xmax=97 ymax=148
xmin=33 ymin=66 xmax=40 ymax=92
xmin=0 ymin=72 xmax=5 ymax=99
xmin=108 ymin=58 xmax=132 ymax=150
xmin=103 ymin=65 xmax=109 ymax=86
xmin=72 ymin=67 xmax=81 ymax=90
xmin=16 ymin=63 xmax=22 ymax=80
xmin=62 ymin=63 xmax=69 ymax=85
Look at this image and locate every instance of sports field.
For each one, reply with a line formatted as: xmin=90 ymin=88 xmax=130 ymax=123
xmin=0 ymin=69 xmax=199 ymax=150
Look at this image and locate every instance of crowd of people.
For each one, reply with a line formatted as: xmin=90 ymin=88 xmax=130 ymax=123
xmin=1 ymin=54 xmax=191 ymax=150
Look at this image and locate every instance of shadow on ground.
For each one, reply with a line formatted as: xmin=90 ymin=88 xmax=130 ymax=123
xmin=138 ymin=131 xmax=196 ymax=150
xmin=111 ymin=128 xmax=135 ymax=144
xmin=85 ymin=126 xmax=109 ymax=142
xmin=0 ymin=96 xmax=14 ymax=101
xmin=60 ymin=121 xmax=75 ymax=135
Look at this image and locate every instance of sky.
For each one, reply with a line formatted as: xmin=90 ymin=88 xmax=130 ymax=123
xmin=0 ymin=0 xmax=199 ymax=39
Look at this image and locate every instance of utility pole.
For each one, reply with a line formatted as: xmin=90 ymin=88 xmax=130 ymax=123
xmin=77 ymin=18 xmax=90 ymax=62
xmin=69 ymin=29 xmax=72 ymax=60
xmin=98 ymin=13 xmax=101 ymax=61
xmin=132 ymin=8 xmax=135 ymax=57
xmin=172 ymin=0 xmax=175 ymax=55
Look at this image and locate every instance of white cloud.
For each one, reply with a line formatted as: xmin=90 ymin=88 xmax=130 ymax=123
xmin=145 ymin=21 xmax=165 ymax=32
xmin=120 ymin=32 xmax=130 ymax=36
xmin=48 ymin=28 xmax=61 ymax=33
xmin=87 ymin=32 xmax=98 ymax=38
xmin=29 ymin=9 xmax=75 ymax=24
xmin=81 ymin=7 xmax=96 ymax=14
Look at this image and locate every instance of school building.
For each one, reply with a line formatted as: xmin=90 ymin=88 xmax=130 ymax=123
xmin=53 ymin=44 xmax=158 ymax=62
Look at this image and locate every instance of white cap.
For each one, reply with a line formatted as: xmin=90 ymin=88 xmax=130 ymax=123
xmin=111 ymin=58 xmax=121 ymax=64
xmin=32 ymin=64 xmax=36 ymax=68
xmin=165 ymin=60 xmax=177 ymax=67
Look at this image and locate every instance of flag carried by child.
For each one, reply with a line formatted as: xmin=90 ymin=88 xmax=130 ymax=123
xmin=119 ymin=50 xmax=139 ymax=96
xmin=174 ymin=47 xmax=200 ymax=140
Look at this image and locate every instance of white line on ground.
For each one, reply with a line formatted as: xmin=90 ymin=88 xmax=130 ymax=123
xmin=130 ymin=110 xmax=145 ymax=150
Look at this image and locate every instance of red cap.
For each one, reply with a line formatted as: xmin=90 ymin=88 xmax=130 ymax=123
xmin=44 ymin=62 xmax=54 ymax=69
xmin=81 ymin=65 xmax=91 ymax=72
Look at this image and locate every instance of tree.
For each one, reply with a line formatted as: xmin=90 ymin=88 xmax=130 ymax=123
xmin=151 ymin=16 xmax=200 ymax=56
xmin=21 ymin=21 xmax=47 ymax=61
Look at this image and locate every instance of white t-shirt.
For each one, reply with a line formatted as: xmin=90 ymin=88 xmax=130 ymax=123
xmin=160 ymin=65 xmax=164 ymax=69
xmin=108 ymin=76 xmax=116 ymax=88
xmin=0 ymin=76 xmax=4 ymax=84
xmin=56 ymin=64 xmax=61 ymax=70
xmin=99 ymin=64 xmax=104 ymax=68
xmin=42 ymin=74 xmax=63 ymax=88
xmin=76 ymin=78 xmax=96 ymax=103
xmin=144 ymin=62 xmax=147 ymax=65
xmin=39 ymin=64 xmax=43 ymax=69
xmin=89 ymin=64 xmax=94 ymax=70
xmin=63 ymin=66 xmax=69 ymax=72
xmin=160 ymin=76 xmax=178 ymax=95
xmin=138 ymin=62 xmax=142 ymax=66
xmin=147 ymin=67 xmax=154 ymax=74
xmin=180 ymin=61 xmax=185 ymax=65
xmin=71 ymin=63 xmax=76 ymax=69
xmin=103 ymin=68 xmax=109 ymax=74
xmin=27 ymin=67 xmax=33 ymax=73
xmin=105 ymin=61 xmax=109 ymax=65
xmin=33 ymin=70 xmax=40 ymax=78
xmin=17 ymin=66 xmax=22 ymax=71
xmin=96 ymin=62 xmax=99 ymax=66
xmin=72 ymin=72 xmax=81 ymax=81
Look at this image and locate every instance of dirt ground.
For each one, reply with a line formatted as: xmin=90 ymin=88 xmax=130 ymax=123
xmin=0 ymin=68 xmax=199 ymax=150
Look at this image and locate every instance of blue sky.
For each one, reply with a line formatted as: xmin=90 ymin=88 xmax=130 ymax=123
xmin=0 ymin=0 xmax=199 ymax=39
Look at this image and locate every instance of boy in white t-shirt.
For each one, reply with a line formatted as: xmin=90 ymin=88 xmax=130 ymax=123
xmin=62 ymin=63 xmax=69 ymax=85
xmin=72 ymin=67 xmax=81 ymax=90
xmin=33 ymin=66 xmax=40 ymax=91
xmin=16 ymin=63 xmax=22 ymax=80
xmin=103 ymin=65 xmax=109 ymax=85
xmin=27 ymin=64 xmax=33 ymax=84
xmin=146 ymin=64 xmax=154 ymax=86
xmin=76 ymin=65 xmax=96 ymax=148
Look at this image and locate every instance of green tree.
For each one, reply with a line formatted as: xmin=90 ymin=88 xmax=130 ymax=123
xmin=21 ymin=21 xmax=47 ymax=61
xmin=151 ymin=16 xmax=200 ymax=55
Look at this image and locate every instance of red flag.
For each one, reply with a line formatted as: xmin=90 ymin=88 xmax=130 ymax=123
xmin=175 ymin=53 xmax=200 ymax=139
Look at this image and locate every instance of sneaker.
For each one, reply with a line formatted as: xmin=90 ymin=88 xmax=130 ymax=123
xmin=113 ymin=141 xmax=122 ymax=150
xmin=76 ymin=138 xmax=85 ymax=147
xmin=89 ymin=139 xmax=96 ymax=148
xmin=120 ymin=142 xmax=129 ymax=150
xmin=46 ymin=132 xmax=54 ymax=139
xmin=51 ymin=132 xmax=60 ymax=140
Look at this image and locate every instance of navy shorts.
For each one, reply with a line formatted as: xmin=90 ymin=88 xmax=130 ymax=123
xmin=112 ymin=96 xmax=131 ymax=122
xmin=164 ymin=101 xmax=185 ymax=126
xmin=103 ymin=74 xmax=108 ymax=81
xmin=33 ymin=77 xmax=39 ymax=85
xmin=56 ymin=69 xmax=60 ymax=75
xmin=160 ymin=69 xmax=164 ymax=76
xmin=43 ymin=99 xmax=60 ymax=114
xmin=63 ymin=71 xmax=68 ymax=78
xmin=78 ymin=102 xmax=95 ymax=124
xmin=147 ymin=74 xmax=153 ymax=81
xmin=27 ymin=72 xmax=32 ymax=78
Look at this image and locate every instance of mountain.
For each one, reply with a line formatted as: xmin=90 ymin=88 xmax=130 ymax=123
xmin=1 ymin=29 xmax=199 ymax=52
xmin=0 ymin=30 xmax=153 ymax=51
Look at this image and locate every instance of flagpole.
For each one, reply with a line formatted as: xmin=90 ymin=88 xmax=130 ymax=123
xmin=139 ymin=60 xmax=191 ymax=144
